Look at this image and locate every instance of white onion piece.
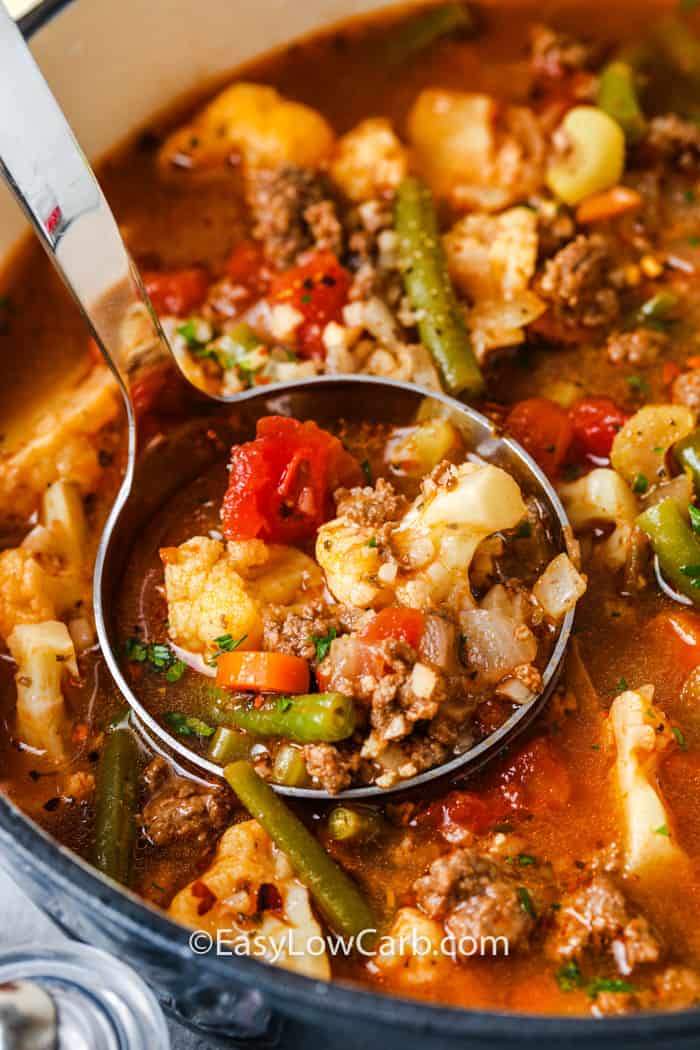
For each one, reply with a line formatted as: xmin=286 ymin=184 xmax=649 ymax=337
xmin=533 ymin=553 xmax=586 ymax=621
xmin=459 ymin=609 xmax=537 ymax=685
xmin=170 ymin=643 xmax=216 ymax=677
xmin=419 ymin=615 xmax=458 ymax=670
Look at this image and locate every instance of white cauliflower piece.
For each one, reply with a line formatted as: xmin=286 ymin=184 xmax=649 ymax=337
xmin=330 ymin=118 xmax=408 ymax=201
xmin=315 ymin=519 xmax=393 ymax=610
xmin=170 ymin=820 xmax=330 ymax=980
xmin=0 ymin=548 xmax=58 ymax=641
xmin=161 ymin=537 xmax=322 ymax=655
xmin=8 ymin=621 xmax=78 ymax=760
xmin=609 ymin=686 xmax=688 ymax=884
xmin=392 ymin=462 xmax=527 ymax=611
xmin=559 ymin=468 xmax=639 ymax=571
xmin=0 ymin=366 xmax=120 ymax=522
xmin=407 ymin=90 xmax=544 ymax=212
xmin=158 ymin=83 xmax=334 ymax=175
xmin=369 ymin=907 xmax=454 ymax=987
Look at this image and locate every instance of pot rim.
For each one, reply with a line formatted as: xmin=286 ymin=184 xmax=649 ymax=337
xmin=4 ymin=0 xmax=698 ymax=1038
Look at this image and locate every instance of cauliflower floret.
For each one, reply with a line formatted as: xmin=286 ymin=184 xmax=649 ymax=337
xmin=392 ymin=462 xmax=526 ymax=611
xmin=169 ymin=820 xmax=330 ymax=980
xmin=407 ymin=90 xmax=545 ymax=212
xmin=161 ymin=537 xmax=322 ymax=655
xmin=368 ymin=907 xmax=454 ymax=987
xmin=445 ymin=208 xmax=546 ymax=360
xmin=8 ymin=621 xmax=78 ymax=760
xmin=330 ymin=118 xmax=408 ymax=201
xmin=559 ymin=468 xmax=639 ymax=571
xmin=317 ymin=462 xmax=526 ymax=614
xmin=0 ymin=548 xmax=58 ymax=641
xmin=0 ymin=366 xmax=120 ymax=522
xmin=158 ymin=83 xmax=334 ymax=175
xmin=609 ymin=686 xmax=688 ymax=884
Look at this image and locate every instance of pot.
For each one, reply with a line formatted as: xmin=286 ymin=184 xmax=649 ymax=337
xmin=0 ymin=0 xmax=696 ymax=1046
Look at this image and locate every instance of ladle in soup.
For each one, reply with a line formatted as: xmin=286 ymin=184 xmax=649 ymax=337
xmin=0 ymin=13 xmax=575 ymax=796
xmin=95 ymin=375 xmax=576 ymax=798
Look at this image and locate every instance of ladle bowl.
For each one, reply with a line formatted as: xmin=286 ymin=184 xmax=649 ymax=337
xmin=94 ymin=374 xmax=575 ymax=799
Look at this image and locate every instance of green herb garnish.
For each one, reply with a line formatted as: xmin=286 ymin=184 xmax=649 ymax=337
xmin=517 ymin=886 xmax=536 ymax=918
xmin=126 ymin=637 xmax=186 ymax=681
xmin=690 ymin=504 xmax=700 ymax=536
xmin=164 ymin=712 xmax=215 ymax=738
xmin=655 ymin=823 xmax=670 ymax=837
xmin=207 ymin=633 xmax=247 ymax=666
xmin=517 ymin=853 xmax=537 ymax=867
xmin=632 ymin=473 xmax=648 ymax=494
xmin=673 ymin=725 xmax=689 ymax=750
xmin=556 ymin=960 xmax=584 ymax=992
xmin=361 ymin=459 xmax=373 ymax=484
xmin=311 ymin=627 xmax=337 ymax=663
xmin=586 ymin=977 xmax=636 ymax=999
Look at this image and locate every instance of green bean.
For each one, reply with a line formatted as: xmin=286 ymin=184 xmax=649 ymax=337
xmin=224 ymin=761 xmax=377 ymax=941
xmin=220 ymin=693 xmax=356 ymax=744
xmin=637 ymin=498 xmax=700 ymax=604
xmin=637 ymin=291 xmax=679 ymax=326
xmin=597 ymin=61 xmax=647 ymax=143
xmin=93 ymin=724 xmax=139 ymax=885
xmin=207 ymin=725 xmax=252 ymax=765
xmin=272 ymin=744 xmax=309 ymax=787
xmin=395 ymin=176 xmax=485 ymax=397
xmin=675 ymin=429 xmax=700 ymax=495
xmin=387 ymin=3 xmax=473 ymax=65
xmin=327 ymin=806 xmax=383 ymax=843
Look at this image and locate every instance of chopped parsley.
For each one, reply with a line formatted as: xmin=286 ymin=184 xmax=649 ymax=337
xmin=164 ymin=712 xmax=215 ymax=738
xmin=207 ymin=633 xmax=247 ymax=666
xmin=685 ymin=187 xmax=698 ymax=203
xmin=517 ymin=886 xmax=536 ymax=918
xmin=672 ymin=725 xmax=689 ymax=751
xmin=690 ymin=504 xmax=700 ymax=536
xmin=277 ymin=697 xmax=294 ymax=713
xmin=367 ymin=536 xmax=378 ymax=548
xmin=555 ymin=960 xmax=584 ymax=992
xmin=632 ymin=473 xmax=648 ymax=494
xmin=681 ymin=563 xmax=700 ymax=589
xmin=177 ymin=319 xmax=207 ymax=349
xmin=615 ymin=676 xmax=629 ymax=693
xmin=689 ymin=235 xmax=700 ymax=248
xmin=125 ymin=638 xmax=186 ymax=682
xmin=361 ymin=458 xmax=373 ymax=484
xmin=655 ymin=823 xmax=670 ymax=837
xmin=517 ymin=853 xmax=537 ymax=867
xmin=311 ymin=627 xmax=337 ymax=663
xmin=586 ymin=977 xmax=636 ymax=999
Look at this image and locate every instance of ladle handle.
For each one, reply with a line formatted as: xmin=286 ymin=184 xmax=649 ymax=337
xmin=0 ymin=0 xmax=166 ymax=399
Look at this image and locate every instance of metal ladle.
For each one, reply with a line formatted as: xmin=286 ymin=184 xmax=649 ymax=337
xmin=0 ymin=6 xmax=574 ymax=799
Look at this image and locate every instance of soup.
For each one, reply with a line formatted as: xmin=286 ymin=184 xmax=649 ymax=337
xmin=3 ymin=0 xmax=700 ymax=1017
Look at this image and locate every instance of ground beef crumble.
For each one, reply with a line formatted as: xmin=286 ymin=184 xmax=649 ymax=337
xmin=672 ymin=368 xmax=700 ymax=413
xmin=537 ymin=234 xmax=620 ymax=329
xmin=141 ymin=757 xmax=233 ymax=848
xmin=262 ymin=601 xmax=342 ymax=662
xmin=246 ymin=164 xmax=343 ymax=270
xmin=303 ymin=743 xmax=361 ymax=794
xmin=606 ymin=327 xmax=667 ymax=366
xmin=334 ymin=477 xmax=408 ymax=526
xmin=643 ymin=114 xmax=700 ymax=172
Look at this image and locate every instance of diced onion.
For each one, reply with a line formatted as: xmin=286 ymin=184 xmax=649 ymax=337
xmin=533 ymin=553 xmax=587 ymax=621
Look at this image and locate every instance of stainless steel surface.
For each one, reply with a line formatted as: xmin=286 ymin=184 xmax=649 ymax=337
xmin=95 ymin=374 xmax=576 ymax=797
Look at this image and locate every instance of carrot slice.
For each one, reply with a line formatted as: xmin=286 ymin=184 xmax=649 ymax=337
xmin=576 ymin=185 xmax=642 ymax=225
xmin=216 ymin=651 xmax=310 ymax=694
xmin=648 ymin=612 xmax=700 ymax=676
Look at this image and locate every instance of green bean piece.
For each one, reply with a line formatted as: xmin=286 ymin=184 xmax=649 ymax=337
xmin=637 ymin=291 xmax=679 ymax=326
xmin=225 ymin=761 xmax=377 ymax=941
xmin=207 ymin=725 xmax=252 ymax=765
xmin=395 ymin=176 xmax=485 ymax=397
xmin=675 ymin=429 xmax=700 ymax=495
xmin=597 ymin=61 xmax=647 ymax=143
xmin=327 ymin=806 xmax=383 ymax=843
xmin=93 ymin=726 xmax=139 ymax=885
xmin=637 ymin=498 xmax=700 ymax=604
xmin=387 ymin=3 xmax=473 ymax=65
xmin=272 ymin=744 xmax=309 ymax=787
xmin=221 ymin=692 xmax=356 ymax=744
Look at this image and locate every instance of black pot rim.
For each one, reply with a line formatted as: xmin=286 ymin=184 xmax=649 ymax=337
xmin=6 ymin=0 xmax=700 ymax=1040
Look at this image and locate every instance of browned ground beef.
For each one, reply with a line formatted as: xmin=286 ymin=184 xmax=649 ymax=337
xmin=672 ymin=368 xmax=700 ymax=412
xmin=529 ymin=22 xmax=598 ymax=79
xmin=537 ymin=234 xmax=620 ymax=329
xmin=246 ymin=165 xmax=343 ymax=269
xmin=334 ymin=478 xmax=408 ymax=527
xmin=413 ymin=847 xmax=535 ymax=953
xmin=606 ymin=328 xmax=667 ymax=366
xmin=141 ymin=757 xmax=232 ymax=847
xmin=644 ymin=115 xmax=700 ymax=171
xmin=303 ymin=743 xmax=361 ymax=794
xmin=262 ymin=601 xmax=342 ymax=662
xmin=546 ymin=875 xmax=660 ymax=970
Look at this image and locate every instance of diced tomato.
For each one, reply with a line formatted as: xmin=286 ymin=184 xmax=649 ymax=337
xmin=226 ymin=240 xmax=271 ymax=299
xmin=361 ymin=608 xmax=425 ymax=649
xmin=222 ymin=415 xmax=363 ymax=544
xmin=492 ymin=736 xmax=572 ymax=815
xmin=568 ymin=397 xmax=629 ymax=465
xmin=268 ymin=251 xmax=351 ymax=358
xmin=418 ymin=790 xmax=508 ymax=837
xmin=648 ymin=612 xmax=700 ymax=676
xmin=143 ymin=267 xmax=209 ymax=316
xmin=504 ymin=398 xmax=574 ymax=480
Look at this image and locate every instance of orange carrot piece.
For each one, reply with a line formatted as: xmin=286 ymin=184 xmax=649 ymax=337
xmin=216 ymin=651 xmax=310 ymax=694
xmin=576 ymin=186 xmax=642 ymax=225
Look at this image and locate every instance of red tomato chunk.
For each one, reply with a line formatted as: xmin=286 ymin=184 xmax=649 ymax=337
xmin=362 ymin=608 xmax=425 ymax=648
xmin=568 ymin=397 xmax=628 ymax=465
xmin=268 ymin=251 xmax=351 ymax=358
xmin=504 ymin=398 xmax=573 ymax=480
xmin=222 ymin=416 xmax=363 ymax=544
xmin=143 ymin=268 xmax=209 ymax=316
